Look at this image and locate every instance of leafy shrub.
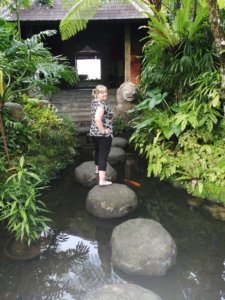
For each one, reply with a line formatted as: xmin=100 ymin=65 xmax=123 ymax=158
xmin=0 ymin=157 xmax=51 ymax=245
xmin=23 ymin=99 xmax=77 ymax=176
xmin=130 ymin=85 xmax=225 ymax=204
xmin=113 ymin=113 xmax=133 ymax=136
xmin=0 ymin=98 xmax=77 ymax=180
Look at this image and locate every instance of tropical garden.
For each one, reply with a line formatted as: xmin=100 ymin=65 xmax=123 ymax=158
xmin=60 ymin=0 xmax=225 ymax=206
xmin=0 ymin=0 xmax=225 ymax=253
xmin=129 ymin=0 xmax=225 ymax=206
xmin=0 ymin=16 xmax=78 ymax=247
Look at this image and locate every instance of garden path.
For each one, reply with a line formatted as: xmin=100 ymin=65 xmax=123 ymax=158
xmin=50 ymin=89 xmax=117 ymax=133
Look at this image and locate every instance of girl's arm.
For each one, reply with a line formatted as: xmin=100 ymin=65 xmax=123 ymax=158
xmin=95 ymin=107 xmax=110 ymax=134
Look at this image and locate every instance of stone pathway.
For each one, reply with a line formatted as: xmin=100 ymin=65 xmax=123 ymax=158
xmin=50 ymin=88 xmax=117 ymax=133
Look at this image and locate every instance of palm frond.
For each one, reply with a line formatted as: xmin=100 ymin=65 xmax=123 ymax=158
xmin=60 ymin=0 xmax=103 ymax=40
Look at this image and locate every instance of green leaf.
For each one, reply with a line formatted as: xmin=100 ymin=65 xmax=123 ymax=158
xmin=19 ymin=156 xmax=25 ymax=168
xmin=60 ymin=0 xmax=103 ymax=40
xmin=198 ymin=181 xmax=203 ymax=194
xmin=218 ymin=0 xmax=225 ymax=9
xmin=171 ymin=123 xmax=182 ymax=137
xmin=162 ymin=127 xmax=174 ymax=139
xmin=134 ymin=117 xmax=156 ymax=130
xmin=149 ymin=94 xmax=163 ymax=110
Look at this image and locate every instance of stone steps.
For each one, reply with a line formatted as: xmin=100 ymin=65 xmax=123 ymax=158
xmin=50 ymin=88 xmax=117 ymax=133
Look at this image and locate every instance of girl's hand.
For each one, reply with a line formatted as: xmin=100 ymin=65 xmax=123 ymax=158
xmin=105 ymin=128 xmax=111 ymax=135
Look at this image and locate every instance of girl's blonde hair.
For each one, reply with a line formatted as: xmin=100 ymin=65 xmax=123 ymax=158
xmin=92 ymin=85 xmax=107 ymax=98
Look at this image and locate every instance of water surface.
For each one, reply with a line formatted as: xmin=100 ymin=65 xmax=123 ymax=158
xmin=0 ymin=148 xmax=224 ymax=300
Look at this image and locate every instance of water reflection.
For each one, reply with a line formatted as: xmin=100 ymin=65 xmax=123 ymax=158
xmin=0 ymin=230 xmax=123 ymax=300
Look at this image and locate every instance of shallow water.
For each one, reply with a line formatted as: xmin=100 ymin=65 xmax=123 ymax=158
xmin=0 ymin=147 xmax=225 ymax=300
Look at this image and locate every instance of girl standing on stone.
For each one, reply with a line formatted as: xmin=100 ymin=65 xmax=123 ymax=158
xmin=90 ymin=85 xmax=113 ymax=186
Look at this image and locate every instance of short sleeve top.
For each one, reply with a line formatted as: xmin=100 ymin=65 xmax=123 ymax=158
xmin=90 ymin=100 xmax=113 ymax=137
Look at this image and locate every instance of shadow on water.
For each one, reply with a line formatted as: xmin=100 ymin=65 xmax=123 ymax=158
xmin=0 ymin=146 xmax=225 ymax=300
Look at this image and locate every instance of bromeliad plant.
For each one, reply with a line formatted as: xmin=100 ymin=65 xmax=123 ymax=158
xmin=0 ymin=156 xmax=51 ymax=245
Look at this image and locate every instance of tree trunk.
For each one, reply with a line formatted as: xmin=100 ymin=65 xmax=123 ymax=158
xmin=207 ymin=0 xmax=225 ymax=104
xmin=15 ymin=0 xmax=21 ymax=40
xmin=0 ymin=103 xmax=10 ymax=163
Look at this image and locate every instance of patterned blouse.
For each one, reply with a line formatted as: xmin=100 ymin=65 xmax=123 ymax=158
xmin=90 ymin=100 xmax=113 ymax=137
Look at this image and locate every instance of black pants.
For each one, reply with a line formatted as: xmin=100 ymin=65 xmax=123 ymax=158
xmin=92 ymin=136 xmax=112 ymax=171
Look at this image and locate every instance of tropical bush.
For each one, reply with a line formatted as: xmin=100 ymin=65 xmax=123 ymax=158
xmin=0 ymin=97 xmax=77 ymax=179
xmin=113 ymin=113 xmax=133 ymax=136
xmin=130 ymin=88 xmax=225 ymax=204
xmin=0 ymin=19 xmax=78 ymax=175
xmin=141 ymin=0 xmax=218 ymax=100
xmin=0 ymin=156 xmax=51 ymax=245
xmin=131 ymin=0 xmax=225 ymax=205
xmin=0 ymin=19 xmax=79 ymax=242
xmin=0 ymin=19 xmax=78 ymax=102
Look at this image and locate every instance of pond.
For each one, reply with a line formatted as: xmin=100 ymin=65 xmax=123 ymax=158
xmin=0 ymin=145 xmax=225 ymax=300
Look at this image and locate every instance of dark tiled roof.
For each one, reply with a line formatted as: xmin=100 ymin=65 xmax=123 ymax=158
xmin=2 ymin=0 xmax=148 ymax=21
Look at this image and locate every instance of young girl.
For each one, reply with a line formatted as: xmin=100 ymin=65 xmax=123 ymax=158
xmin=90 ymin=85 xmax=113 ymax=186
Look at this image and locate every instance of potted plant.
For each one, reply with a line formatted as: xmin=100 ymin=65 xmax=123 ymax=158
xmin=0 ymin=156 xmax=52 ymax=260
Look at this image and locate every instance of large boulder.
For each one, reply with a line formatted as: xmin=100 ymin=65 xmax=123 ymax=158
xmin=108 ymin=147 xmax=126 ymax=165
xmin=86 ymin=183 xmax=138 ymax=219
xmin=93 ymin=147 xmax=126 ymax=165
xmin=4 ymin=102 xmax=24 ymax=121
xmin=82 ymin=284 xmax=162 ymax=300
xmin=111 ymin=218 xmax=177 ymax=276
xmin=75 ymin=161 xmax=117 ymax=187
xmin=112 ymin=137 xmax=128 ymax=149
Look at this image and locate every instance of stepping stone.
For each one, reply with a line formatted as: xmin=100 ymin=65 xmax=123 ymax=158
xmin=75 ymin=161 xmax=117 ymax=187
xmin=82 ymin=283 xmax=162 ymax=300
xmin=108 ymin=146 xmax=126 ymax=165
xmin=86 ymin=183 xmax=138 ymax=219
xmin=112 ymin=137 xmax=128 ymax=149
xmin=111 ymin=218 xmax=177 ymax=276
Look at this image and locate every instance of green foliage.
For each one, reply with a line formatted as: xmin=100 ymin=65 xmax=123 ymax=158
xmin=129 ymin=0 xmax=225 ymax=205
xmin=141 ymin=0 xmax=218 ymax=99
xmin=39 ymin=0 xmax=54 ymax=6
xmin=0 ymin=21 xmax=79 ymax=242
xmin=60 ymin=0 xmax=104 ymax=40
xmin=23 ymin=99 xmax=78 ymax=176
xmin=0 ymin=98 xmax=78 ymax=179
xmin=113 ymin=113 xmax=133 ymax=135
xmin=0 ymin=23 xmax=78 ymax=100
xmin=0 ymin=156 xmax=51 ymax=245
xmin=130 ymin=84 xmax=225 ymax=204
xmin=0 ymin=20 xmax=18 ymax=51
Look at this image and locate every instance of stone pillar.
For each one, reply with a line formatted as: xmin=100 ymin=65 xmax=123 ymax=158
xmin=124 ymin=23 xmax=131 ymax=82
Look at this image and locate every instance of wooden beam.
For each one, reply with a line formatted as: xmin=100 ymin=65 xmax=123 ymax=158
xmin=124 ymin=23 xmax=131 ymax=82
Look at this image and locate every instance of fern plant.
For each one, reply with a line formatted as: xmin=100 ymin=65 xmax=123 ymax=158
xmin=141 ymin=0 xmax=216 ymax=99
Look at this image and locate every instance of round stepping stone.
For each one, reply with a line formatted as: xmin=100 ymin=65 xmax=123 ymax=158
xmin=111 ymin=218 xmax=177 ymax=276
xmin=86 ymin=183 xmax=138 ymax=219
xmin=112 ymin=137 xmax=128 ymax=149
xmin=75 ymin=161 xmax=117 ymax=187
xmin=108 ymin=147 xmax=126 ymax=164
xmin=82 ymin=283 xmax=162 ymax=300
